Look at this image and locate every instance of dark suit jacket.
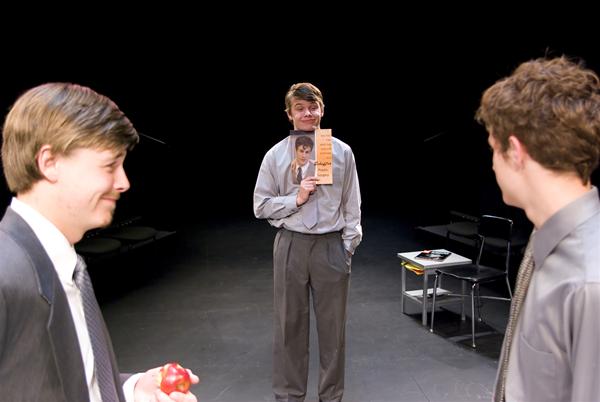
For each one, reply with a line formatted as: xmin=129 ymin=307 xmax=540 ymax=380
xmin=0 ymin=207 xmax=126 ymax=402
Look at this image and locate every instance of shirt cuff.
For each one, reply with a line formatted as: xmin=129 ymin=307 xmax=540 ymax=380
xmin=123 ymin=373 xmax=143 ymax=402
xmin=343 ymin=239 xmax=354 ymax=255
xmin=284 ymin=194 xmax=300 ymax=210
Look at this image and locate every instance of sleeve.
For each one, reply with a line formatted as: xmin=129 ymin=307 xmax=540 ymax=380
xmin=341 ymin=147 xmax=362 ymax=254
xmin=253 ymin=150 xmax=299 ymax=221
xmin=568 ymin=282 xmax=600 ymax=402
xmin=0 ymin=288 xmax=6 ymax=359
xmin=122 ymin=372 xmax=142 ymax=402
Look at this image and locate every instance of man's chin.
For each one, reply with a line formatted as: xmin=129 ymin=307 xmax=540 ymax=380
xmin=501 ymin=194 xmax=519 ymax=208
xmin=96 ymin=211 xmax=115 ymax=229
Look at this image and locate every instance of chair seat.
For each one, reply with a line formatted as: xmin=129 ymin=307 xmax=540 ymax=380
xmin=105 ymin=226 xmax=158 ymax=242
xmin=75 ymin=237 xmax=122 ymax=255
xmin=436 ymin=264 xmax=506 ymax=283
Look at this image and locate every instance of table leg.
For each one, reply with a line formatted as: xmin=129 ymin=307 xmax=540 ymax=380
xmin=461 ymin=281 xmax=466 ymax=320
xmin=422 ymin=270 xmax=429 ymax=326
xmin=401 ymin=264 xmax=406 ymax=314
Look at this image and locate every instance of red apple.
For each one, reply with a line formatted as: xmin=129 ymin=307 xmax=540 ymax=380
xmin=158 ymin=362 xmax=192 ymax=394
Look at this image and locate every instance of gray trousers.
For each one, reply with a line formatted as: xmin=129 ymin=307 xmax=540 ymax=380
xmin=272 ymin=229 xmax=351 ymax=402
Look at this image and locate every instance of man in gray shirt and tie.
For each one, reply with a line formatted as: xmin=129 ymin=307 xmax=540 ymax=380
xmin=254 ymin=82 xmax=362 ymax=402
xmin=477 ymin=57 xmax=600 ymax=402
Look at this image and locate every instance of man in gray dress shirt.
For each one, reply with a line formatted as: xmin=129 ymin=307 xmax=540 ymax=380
xmin=477 ymin=57 xmax=600 ymax=401
xmin=254 ymin=82 xmax=362 ymax=402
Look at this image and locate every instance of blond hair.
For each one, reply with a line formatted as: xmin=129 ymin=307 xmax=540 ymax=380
xmin=2 ymin=83 xmax=139 ymax=193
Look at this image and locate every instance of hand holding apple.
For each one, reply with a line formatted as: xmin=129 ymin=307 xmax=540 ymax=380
xmin=133 ymin=364 xmax=199 ymax=402
xmin=158 ymin=362 xmax=192 ymax=394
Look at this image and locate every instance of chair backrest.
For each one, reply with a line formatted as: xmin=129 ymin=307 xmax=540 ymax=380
xmin=475 ymin=215 xmax=513 ymax=273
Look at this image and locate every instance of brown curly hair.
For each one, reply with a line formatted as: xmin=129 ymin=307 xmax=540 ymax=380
xmin=476 ymin=56 xmax=600 ymax=183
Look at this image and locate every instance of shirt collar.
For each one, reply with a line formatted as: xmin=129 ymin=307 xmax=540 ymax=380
xmin=10 ymin=197 xmax=78 ymax=285
xmin=533 ymin=186 xmax=600 ymax=267
xmin=300 ymin=162 xmax=310 ymax=174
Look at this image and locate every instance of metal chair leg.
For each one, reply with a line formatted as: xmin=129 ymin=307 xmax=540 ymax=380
xmin=475 ymin=284 xmax=483 ymax=322
xmin=505 ymin=276 xmax=513 ymax=299
xmin=471 ymin=283 xmax=477 ymax=348
xmin=430 ymin=273 xmax=440 ymax=333
xmin=461 ymin=280 xmax=466 ymax=320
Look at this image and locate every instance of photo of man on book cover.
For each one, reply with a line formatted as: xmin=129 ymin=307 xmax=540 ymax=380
xmin=290 ymin=133 xmax=315 ymax=185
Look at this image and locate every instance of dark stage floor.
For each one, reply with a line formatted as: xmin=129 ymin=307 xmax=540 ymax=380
xmin=91 ymin=215 xmax=510 ymax=402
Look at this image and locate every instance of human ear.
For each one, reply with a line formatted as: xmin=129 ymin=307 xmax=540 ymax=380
xmin=507 ymin=135 xmax=526 ymax=168
xmin=37 ymin=145 xmax=59 ymax=182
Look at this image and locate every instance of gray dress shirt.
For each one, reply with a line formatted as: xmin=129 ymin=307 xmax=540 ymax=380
xmin=505 ymin=187 xmax=600 ymax=402
xmin=254 ymin=135 xmax=362 ymax=254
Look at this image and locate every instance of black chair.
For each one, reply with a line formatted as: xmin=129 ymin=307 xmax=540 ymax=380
xmin=430 ymin=215 xmax=513 ymax=348
xmin=75 ymin=236 xmax=123 ymax=262
xmin=105 ymin=225 xmax=158 ymax=246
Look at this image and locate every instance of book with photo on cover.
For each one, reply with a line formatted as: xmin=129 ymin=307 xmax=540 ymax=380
xmin=415 ymin=250 xmax=452 ymax=261
xmin=289 ymin=129 xmax=333 ymax=185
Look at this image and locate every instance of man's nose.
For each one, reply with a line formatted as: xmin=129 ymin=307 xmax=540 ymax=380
xmin=115 ymin=166 xmax=130 ymax=193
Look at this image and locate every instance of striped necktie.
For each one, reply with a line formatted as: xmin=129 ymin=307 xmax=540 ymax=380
xmin=493 ymin=235 xmax=535 ymax=402
xmin=74 ymin=255 xmax=119 ymax=402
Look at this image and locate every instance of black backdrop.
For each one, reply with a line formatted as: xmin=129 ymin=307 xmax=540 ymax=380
xmin=2 ymin=27 xmax=599 ymax=230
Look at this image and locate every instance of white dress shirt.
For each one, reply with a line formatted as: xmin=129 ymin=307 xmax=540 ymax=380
xmin=299 ymin=160 xmax=310 ymax=177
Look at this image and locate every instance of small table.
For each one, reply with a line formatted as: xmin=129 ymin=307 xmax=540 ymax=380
xmin=397 ymin=249 xmax=471 ymax=326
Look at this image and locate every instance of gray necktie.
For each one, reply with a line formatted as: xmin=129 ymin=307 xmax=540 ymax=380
xmin=297 ymin=167 xmax=303 ymax=184
xmin=302 ymin=189 xmax=318 ymax=229
xmin=493 ymin=234 xmax=536 ymax=402
xmin=74 ymin=255 xmax=119 ymax=402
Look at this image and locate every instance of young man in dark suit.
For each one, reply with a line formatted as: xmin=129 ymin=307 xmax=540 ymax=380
xmin=0 ymin=83 xmax=198 ymax=402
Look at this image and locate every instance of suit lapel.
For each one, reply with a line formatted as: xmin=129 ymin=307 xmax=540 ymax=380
xmin=1 ymin=208 xmax=90 ymax=402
